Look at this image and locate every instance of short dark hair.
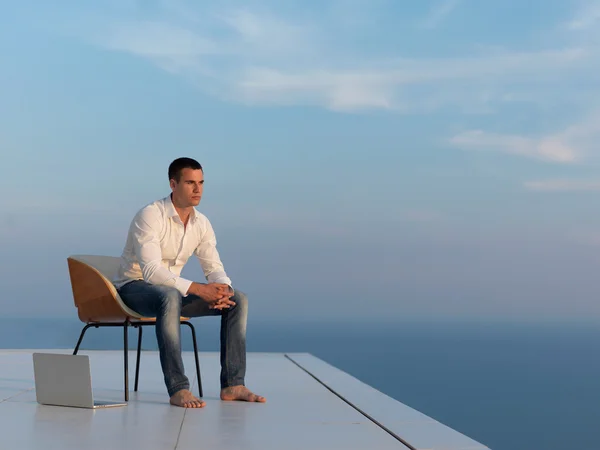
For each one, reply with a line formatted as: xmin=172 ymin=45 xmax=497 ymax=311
xmin=168 ymin=157 xmax=203 ymax=182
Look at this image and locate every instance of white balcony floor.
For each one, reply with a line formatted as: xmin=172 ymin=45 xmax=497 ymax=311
xmin=0 ymin=350 xmax=491 ymax=450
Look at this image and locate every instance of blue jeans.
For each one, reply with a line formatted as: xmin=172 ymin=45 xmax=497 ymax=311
xmin=117 ymin=280 xmax=248 ymax=397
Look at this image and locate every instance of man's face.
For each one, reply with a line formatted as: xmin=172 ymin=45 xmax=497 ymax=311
xmin=170 ymin=168 xmax=204 ymax=207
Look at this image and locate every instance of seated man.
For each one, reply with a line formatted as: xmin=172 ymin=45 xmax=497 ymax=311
xmin=112 ymin=157 xmax=265 ymax=408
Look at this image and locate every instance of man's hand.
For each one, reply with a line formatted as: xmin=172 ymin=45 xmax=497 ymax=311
xmin=188 ymin=282 xmax=235 ymax=309
xmin=210 ymin=285 xmax=235 ymax=310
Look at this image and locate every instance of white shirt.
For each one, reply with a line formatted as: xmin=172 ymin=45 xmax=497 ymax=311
xmin=113 ymin=195 xmax=232 ymax=296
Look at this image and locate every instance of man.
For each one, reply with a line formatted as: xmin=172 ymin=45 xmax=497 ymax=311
xmin=112 ymin=157 xmax=266 ymax=408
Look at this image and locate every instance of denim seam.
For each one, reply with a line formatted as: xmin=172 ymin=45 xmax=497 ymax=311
xmin=168 ymin=381 xmax=190 ymax=397
xmin=223 ymin=311 xmax=231 ymax=388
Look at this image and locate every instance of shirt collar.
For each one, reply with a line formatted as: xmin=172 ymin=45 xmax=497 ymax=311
xmin=165 ymin=194 xmax=198 ymax=224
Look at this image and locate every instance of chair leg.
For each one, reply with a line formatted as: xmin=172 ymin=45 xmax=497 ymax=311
xmin=73 ymin=324 xmax=94 ymax=355
xmin=183 ymin=321 xmax=203 ymax=398
xmin=123 ymin=321 xmax=129 ymax=402
xmin=134 ymin=325 xmax=143 ymax=392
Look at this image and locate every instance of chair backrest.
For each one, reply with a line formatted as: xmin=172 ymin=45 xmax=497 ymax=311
xmin=73 ymin=255 xmax=122 ymax=280
xmin=67 ymin=255 xmax=143 ymax=323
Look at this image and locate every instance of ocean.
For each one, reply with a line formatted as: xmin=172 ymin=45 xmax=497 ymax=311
xmin=1 ymin=317 xmax=598 ymax=450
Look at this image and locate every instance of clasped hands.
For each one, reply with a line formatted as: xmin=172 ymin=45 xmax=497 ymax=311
xmin=207 ymin=283 xmax=235 ymax=310
xmin=189 ymin=282 xmax=235 ymax=310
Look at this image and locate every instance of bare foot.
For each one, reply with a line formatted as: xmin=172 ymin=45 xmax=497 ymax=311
xmin=220 ymin=385 xmax=266 ymax=403
xmin=169 ymin=389 xmax=206 ymax=408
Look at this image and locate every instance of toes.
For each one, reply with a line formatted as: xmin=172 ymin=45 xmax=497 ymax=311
xmin=182 ymin=398 xmax=203 ymax=408
xmin=248 ymin=392 xmax=264 ymax=402
xmin=219 ymin=387 xmax=265 ymax=403
xmin=171 ymin=393 xmax=206 ymax=408
xmin=189 ymin=398 xmax=204 ymax=408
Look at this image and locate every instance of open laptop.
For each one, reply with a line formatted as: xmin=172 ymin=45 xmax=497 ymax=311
xmin=33 ymin=352 xmax=127 ymax=409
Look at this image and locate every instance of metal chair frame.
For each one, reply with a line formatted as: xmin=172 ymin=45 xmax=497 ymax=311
xmin=72 ymin=319 xmax=203 ymax=402
xmin=67 ymin=255 xmax=203 ymax=402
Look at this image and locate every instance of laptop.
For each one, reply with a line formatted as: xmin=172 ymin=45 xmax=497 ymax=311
xmin=33 ymin=352 xmax=127 ymax=409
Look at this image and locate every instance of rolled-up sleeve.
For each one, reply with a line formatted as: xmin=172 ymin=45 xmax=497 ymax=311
xmin=132 ymin=208 xmax=193 ymax=296
xmin=194 ymin=218 xmax=232 ymax=288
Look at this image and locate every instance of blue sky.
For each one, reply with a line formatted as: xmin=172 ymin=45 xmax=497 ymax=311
xmin=1 ymin=0 xmax=600 ymax=322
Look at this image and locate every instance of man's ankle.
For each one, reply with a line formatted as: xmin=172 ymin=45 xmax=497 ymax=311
xmin=169 ymin=386 xmax=191 ymax=397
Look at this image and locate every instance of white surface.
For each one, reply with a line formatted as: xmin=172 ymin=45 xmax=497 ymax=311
xmin=287 ymin=353 xmax=491 ymax=450
xmin=0 ymin=350 xmax=491 ymax=450
xmin=0 ymin=350 xmax=405 ymax=449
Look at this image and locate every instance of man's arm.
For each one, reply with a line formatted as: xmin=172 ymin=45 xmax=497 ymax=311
xmin=131 ymin=207 xmax=194 ymax=296
xmin=194 ymin=217 xmax=233 ymax=292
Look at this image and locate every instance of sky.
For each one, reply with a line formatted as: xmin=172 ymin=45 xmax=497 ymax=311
xmin=1 ymin=0 xmax=600 ymax=323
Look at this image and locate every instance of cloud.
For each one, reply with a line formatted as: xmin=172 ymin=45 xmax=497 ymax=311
xmin=100 ymin=21 xmax=219 ymax=74
xmin=218 ymin=9 xmax=312 ymax=53
xmin=231 ymin=47 xmax=588 ymax=112
xmin=449 ymin=112 xmax=600 ymax=163
xmin=449 ymin=130 xmax=578 ymax=163
xmin=524 ymin=179 xmax=600 ymax=191
xmin=566 ymin=1 xmax=600 ymax=30
xmin=71 ymin=1 xmax=595 ymax=113
xmin=420 ymin=0 xmax=461 ymax=29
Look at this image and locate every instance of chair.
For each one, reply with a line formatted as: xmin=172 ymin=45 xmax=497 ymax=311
xmin=66 ymin=255 xmax=203 ymax=401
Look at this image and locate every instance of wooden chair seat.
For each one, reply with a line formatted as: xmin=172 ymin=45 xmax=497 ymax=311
xmin=132 ymin=316 xmax=191 ymax=323
xmin=67 ymin=255 xmax=203 ymax=401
